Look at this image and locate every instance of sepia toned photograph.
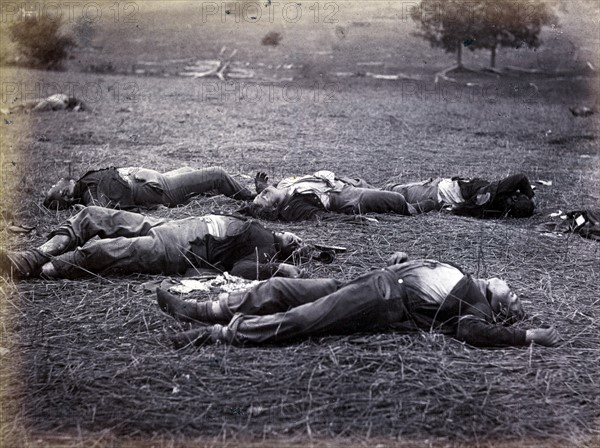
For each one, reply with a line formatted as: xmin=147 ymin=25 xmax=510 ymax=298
xmin=0 ymin=1 xmax=598 ymax=446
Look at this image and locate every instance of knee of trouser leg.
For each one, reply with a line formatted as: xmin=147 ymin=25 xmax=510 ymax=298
xmin=267 ymin=277 xmax=288 ymax=290
xmin=81 ymin=205 xmax=102 ymax=215
xmin=77 ymin=205 xmax=109 ymax=222
xmin=256 ymin=277 xmax=288 ymax=298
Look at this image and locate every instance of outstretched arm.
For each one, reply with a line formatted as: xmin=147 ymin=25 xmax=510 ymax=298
xmin=455 ymin=316 xmax=559 ymax=347
xmin=455 ymin=316 xmax=527 ymax=347
xmin=279 ymin=194 xmax=375 ymax=223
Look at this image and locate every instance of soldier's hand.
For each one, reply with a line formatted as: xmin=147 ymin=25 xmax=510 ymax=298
xmin=387 ymin=252 xmax=409 ymax=266
xmin=525 ymin=327 xmax=560 ymax=347
xmin=276 ymin=263 xmax=302 ymax=278
xmin=255 ymin=172 xmax=270 ymax=194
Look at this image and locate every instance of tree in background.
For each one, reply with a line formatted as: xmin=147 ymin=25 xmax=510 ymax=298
xmin=9 ymin=15 xmax=75 ymax=69
xmin=411 ymin=0 xmax=558 ymax=69
xmin=410 ymin=0 xmax=476 ymax=68
xmin=469 ymin=0 xmax=558 ymax=68
xmin=261 ymin=31 xmax=283 ymax=47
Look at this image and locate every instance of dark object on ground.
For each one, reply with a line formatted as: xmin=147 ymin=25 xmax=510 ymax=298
xmin=536 ymin=209 xmax=600 ymax=241
xmin=569 ymin=106 xmax=595 ymax=117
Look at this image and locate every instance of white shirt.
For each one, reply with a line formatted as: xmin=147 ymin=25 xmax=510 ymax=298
xmin=277 ymin=170 xmax=345 ymax=209
xmin=437 ymin=178 xmax=465 ymax=207
xmin=392 ymin=260 xmax=464 ymax=304
xmin=200 ymin=215 xmax=229 ymax=237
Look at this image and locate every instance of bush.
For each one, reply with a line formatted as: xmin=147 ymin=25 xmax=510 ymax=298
xmin=9 ymin=15 xmax=75 ymax=69
xmin=261 ymin=31 xmax=283 ymax=47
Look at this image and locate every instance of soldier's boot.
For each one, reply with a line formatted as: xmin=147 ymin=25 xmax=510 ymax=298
xmin=0 ymin=248 xmax=49 ymax=279
xmin=156 ymin=288 xmax=225 ymax=323
xmin=169 ymin=326 xmax=220 ymax=349
xmin=38 ymin=234 xmax=70 ymax=256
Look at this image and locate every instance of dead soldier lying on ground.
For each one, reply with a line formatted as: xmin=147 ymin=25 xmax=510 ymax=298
xmin=241 ymin=170 xmax=439 ymax=222
xmin=44 ymin=166 xmax=255 ymax=210
xmin=157 ymin=252 xmax=560 ymax=348
xmin=0 ymin=93 xmax=86 ymax=114
xmin=384 ymin=173 xmax=536 ymax=219
xmin=1 ymin=206 xmax=316 ymax=281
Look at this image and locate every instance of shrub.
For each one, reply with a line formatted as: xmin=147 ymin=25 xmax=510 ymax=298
xmin=411 ymin=0 xmax=558 ymax=69
xmin=8 ymin=15 xmax=75 ymax=70
xmin=261 ymin=31 xmax=283 ymax=47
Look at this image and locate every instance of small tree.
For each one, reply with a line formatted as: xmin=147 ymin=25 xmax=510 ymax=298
xmin=411 ymin=0 xmax=478 ymax=68
xmin=261 ymin=31 xmax=283 ymax=47
xmin=9 ymin=15 xmax=75 ymax=69
xmin=411 ymin=0 xmax=558 ymax=69
xmin=468 ymin=0 xmax=558 ymax=68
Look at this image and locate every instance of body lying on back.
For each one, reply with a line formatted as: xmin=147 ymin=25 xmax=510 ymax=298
xmin=157 ymin=251 xmax=560 ymax=349
xmin=385 ymin=173 xmax=535 ymax=218
xmin=44 ymin=166 xmax=255 ymax=210
xmin=2 ymin=207 xmax=304 ymax=281
xmin=243 ymin=170 xmax=438 ymax=221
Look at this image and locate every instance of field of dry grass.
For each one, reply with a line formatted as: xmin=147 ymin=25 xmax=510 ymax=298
xmin=1 ymin=1 xmax=600 ymax=447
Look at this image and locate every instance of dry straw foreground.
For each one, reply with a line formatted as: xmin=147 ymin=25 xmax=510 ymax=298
xmin=1 ymin=59 xmax=599 ymax=447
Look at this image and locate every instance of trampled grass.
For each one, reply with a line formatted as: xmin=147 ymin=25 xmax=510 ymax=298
xmin=0 ymin=4 xmax=599 ymax=444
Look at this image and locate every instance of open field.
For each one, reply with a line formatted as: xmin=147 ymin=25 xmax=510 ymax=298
xmin=1 ymin=1 xmax=600 ymax=447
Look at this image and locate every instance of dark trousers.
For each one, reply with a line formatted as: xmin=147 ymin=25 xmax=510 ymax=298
xmin=132 ymin=167 xmax=254 ymax=206
xmin=48 ymin=207 xmax=206 ymax=278
xmin=218 ymin=270 xmax=407 ymax=345
xmin=329 ymin=185 xmax=414 ymax=215
xmin=385 ymin=179 xmax=441 ymax=204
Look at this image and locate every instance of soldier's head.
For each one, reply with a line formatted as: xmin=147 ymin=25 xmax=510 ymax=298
xmin=43 ymin=177 xmax=77 ymax=209
xmin=505 ymin=193 xmax=534 ymax=218
xmin=242 ymin=186 xmax=288 ymax=220
xmin=273 ymin=231 xmax=303 ymax=259
xmin=486 ymin=277 xmax=525 ymax=322
xmin=253 ymin=186 xmax=286 ymax=209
